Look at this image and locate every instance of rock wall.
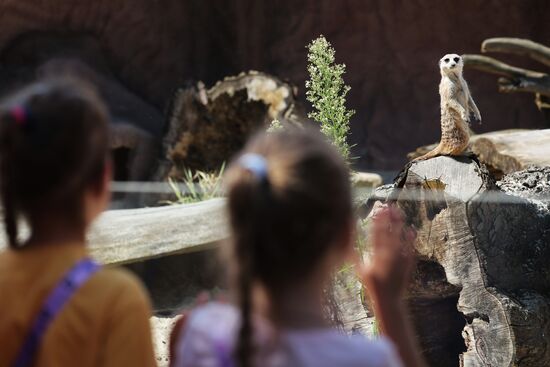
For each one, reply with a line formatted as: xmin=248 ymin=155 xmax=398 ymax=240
xmin=0 ymin=0 xmax=549 ymax=170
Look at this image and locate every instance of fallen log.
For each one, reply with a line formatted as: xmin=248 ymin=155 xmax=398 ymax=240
xmin=409 ymin=129 xmax=550 ymax=178
xmin=463 ymin=38 xmax=550 ymax=117
xmin=365 ymin=156 xmax=550 ymax=366
xmin=463 ymin=55 xmax=550 ymax=98
xmin=481 ymin=38 xmax=550 ymax=69
xmin=0 ymin=199 xmax=229 ymax=265
xmin=156 ymin=71 xmax=299 ymax=180
xmin=470 ymin=129 xmax=550 ymax=175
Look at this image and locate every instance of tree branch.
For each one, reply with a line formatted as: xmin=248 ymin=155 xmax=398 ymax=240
xmin=463 ymin=55 xmax=550 ymax=97
xmin=481 ymin=37 xmax=550 ymax=68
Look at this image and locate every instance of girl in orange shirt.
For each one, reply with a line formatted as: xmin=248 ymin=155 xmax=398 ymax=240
xmin=0 ymin=78 xmax=156 ymax=367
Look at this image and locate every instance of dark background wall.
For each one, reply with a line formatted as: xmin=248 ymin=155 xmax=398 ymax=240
xmin=1 ymin=0 xmax=549 ymax=170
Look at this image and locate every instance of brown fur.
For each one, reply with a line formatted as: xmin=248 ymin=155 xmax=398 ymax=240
xmin=416 ymin=54 xmax=480 ymax=161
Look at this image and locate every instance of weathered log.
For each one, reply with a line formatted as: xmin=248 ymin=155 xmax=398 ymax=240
xmin=463 ymin=55 xmax=550 ymax=98
xmin=463 ymin=38 xmax=550 ymax=122
xmin=409 ymin=129 xmax=550 ymax=178
xmin=156 ymin=72 xmax=298 ymax=179
xmin=470 ymin=129 xmax=550 ymax=176
xmin=0 ymin=199 xmax=228 ymax=265
xmin=481 ymin=38 xmax=550 ymax=70
xmin=365 ymin=156 xmax=550 ymax=366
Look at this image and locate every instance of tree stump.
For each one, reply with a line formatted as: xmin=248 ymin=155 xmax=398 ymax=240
xmin=366 ymin=156 xmax=550 ymax=366
xmin=156 ymin=71 xmax=298 ymax=179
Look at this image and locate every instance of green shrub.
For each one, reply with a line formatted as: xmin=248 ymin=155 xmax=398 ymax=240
xmin=305 ymin=35 xmax=355 ymax=161
xmin=166 ymin=164 xmax=225 ymax=204
xmin=267 ymin=119 xmax=283 ymax=133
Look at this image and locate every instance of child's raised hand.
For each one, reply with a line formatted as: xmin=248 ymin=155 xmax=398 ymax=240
xmin=357 ymin=203 xmax=416 ymax=301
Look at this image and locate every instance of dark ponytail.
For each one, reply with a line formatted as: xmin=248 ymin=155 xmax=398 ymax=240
xmin=235 ymin=230 xmax=254 ymax=367
xmin=0 ymin=112 xmax=21 ymax=248
xmin=230 ymin=168 xmax=269 ymax=367
xmin=0 ymin=78 xmax=109 ymax=249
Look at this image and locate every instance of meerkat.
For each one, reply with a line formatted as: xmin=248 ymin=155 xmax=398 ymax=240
xmin=416 ymin=53 xmax=481 ymax=161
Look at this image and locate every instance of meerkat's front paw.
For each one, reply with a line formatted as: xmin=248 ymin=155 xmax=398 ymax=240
xmin=475 ymin=112 xmax=482 ymax=123
xmin=469 ymin=111 xmax=481 ymax=124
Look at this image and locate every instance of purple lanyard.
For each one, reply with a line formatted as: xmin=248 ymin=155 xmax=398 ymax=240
xmin=12 ymin=258 xmax=100 ymax=367
xmin=214 ymin=340 xmax=235 ymax=367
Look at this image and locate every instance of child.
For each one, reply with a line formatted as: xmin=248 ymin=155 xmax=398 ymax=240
xmin=172 ymin=128 xmax=425 ymax=367
xmin=0 ymin=79 xmax=156 ymax=367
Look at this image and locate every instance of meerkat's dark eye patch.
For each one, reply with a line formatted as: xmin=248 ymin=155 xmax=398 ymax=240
xmin=453 ymin=57 xmax=460 ymax=62
xmin=444 ymin=58 xmax=450 ymax=63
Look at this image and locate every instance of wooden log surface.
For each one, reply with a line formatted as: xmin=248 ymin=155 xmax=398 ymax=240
xmin=409 ymin=129 xmax=550 ymax=176
xmin=366 ymin=156 xmax=550 ymax=366
xmin=481 ymin=37 xmax=550 ymax=69
xmin=463 ymin=55 xmax=550 ymax=98
xmin=0 ymin=198 xmax=229 ymax=265
xmin=471 ymin=129 xmax=550 ymax=174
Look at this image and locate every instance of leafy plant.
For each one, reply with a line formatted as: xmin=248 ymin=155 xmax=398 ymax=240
xmin=267 ymin=119 xmax=283 ymax=133
xmin=166 ymin=163 xmax=225 ymax=204
xmin=305 ymin=35 xmax=355 ymax=161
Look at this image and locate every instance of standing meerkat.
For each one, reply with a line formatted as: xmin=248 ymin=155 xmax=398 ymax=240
xmin=416 ymin=53 xmax=481 ymax=161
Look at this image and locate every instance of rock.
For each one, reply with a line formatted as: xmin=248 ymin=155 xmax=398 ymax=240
xmin=497 ymin=166 xmax=550 ymax=212
xmin=351 ymin=171 xmax=383 ymax=189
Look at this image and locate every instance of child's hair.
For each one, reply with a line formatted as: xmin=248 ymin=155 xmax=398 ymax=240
xmin=224 ymin=127 xmax=353 ymax=367
xmin=0 ymin=78 xmax=109 ymax=249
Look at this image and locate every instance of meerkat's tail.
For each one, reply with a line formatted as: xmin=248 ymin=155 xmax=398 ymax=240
xmin=413 ymin=144 xmax=442 ymax=161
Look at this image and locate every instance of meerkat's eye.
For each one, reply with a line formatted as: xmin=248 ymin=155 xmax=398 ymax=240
xmin=453 ymin=57 xmax=460 ymax=62
xmin=444 ymin=58 xmax=450 ymax=63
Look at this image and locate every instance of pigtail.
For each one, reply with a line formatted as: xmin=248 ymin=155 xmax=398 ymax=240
xmin=2 ymin=183 xmax=19 ymax=249
xmin=0 ymin=79 xmax=109 ymax=250
xmin=228 ymin=160 xmax=269 ymax=367
xmin=235 ymin=230 xmax=254 ymax=367
xmin=0 ymin=113 xmax=19 ymax=248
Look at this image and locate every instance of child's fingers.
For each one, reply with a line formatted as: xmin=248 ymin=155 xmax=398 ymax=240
xmin=388 ymin=204 xmax=405 ymax=223
xmin=404 ymin=227 xmax=417 ymax=244
xmin=400 ymin=227 xmax=417 ymax=258
xmin=372 ymin=208 xmax=404 ymax=245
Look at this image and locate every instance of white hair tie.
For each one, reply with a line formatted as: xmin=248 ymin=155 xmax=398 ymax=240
xmin=238 ymin=153 xmax=268 ymax=181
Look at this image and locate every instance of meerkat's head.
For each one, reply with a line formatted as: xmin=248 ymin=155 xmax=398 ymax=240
xmin=439 ymin=53 xmax=463 ymax=76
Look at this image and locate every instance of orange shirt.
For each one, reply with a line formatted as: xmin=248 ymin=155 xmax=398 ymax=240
xmin=0 ymin=243 xmax=157 ymax=367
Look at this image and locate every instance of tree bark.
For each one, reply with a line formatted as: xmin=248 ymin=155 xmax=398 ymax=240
xmin=463 ymin=55 xmax=550 ymax=98
xmin=0 ymin=199 xmax=228 ymax=265
xmin=409 ymin=129 xmax=550 ymax=178
xmin=155 ymin=72 xmax=298 ymax=180
xmin=481 ymin=38 xmax=550 ymax=69
xmin=365 ymin=156 xmax=550 ymax=366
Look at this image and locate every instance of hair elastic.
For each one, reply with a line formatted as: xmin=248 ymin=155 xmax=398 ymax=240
xmin=11 ymin=106 xmax=27 ymax=126
xmin=238 ymin=153 xmax=268 ymax=181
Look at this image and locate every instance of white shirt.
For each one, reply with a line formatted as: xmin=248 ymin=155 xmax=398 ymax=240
xmin=174 ymin=302 xmax=403 ymax=367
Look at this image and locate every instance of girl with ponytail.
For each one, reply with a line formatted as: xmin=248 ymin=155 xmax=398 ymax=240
xmin=172 ymin=127 xmax=426 ymax=367
xmin=0 ymin=79 xmax=156 ymax=367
